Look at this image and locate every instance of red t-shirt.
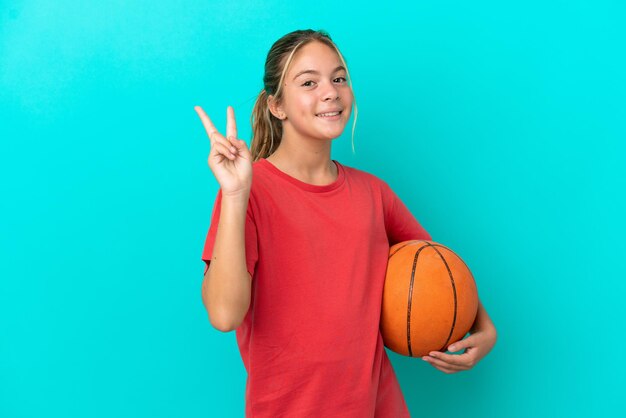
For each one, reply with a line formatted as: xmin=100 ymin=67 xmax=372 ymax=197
xmin=202 ymin=158 xmax=432 ymax=417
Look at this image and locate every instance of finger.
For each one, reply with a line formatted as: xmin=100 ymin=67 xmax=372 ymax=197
xmin=229 ymin=137 xmax=246 ymax=149
xmin=423 ymin=356 xmax=466 ymax=372
xmin=209 ymin=129 xmax=237 ymax=151
xmin=215 ymin=136 xmax=238 ymax=154
xmin=428 ymin=351 xmax=470 ymax=367
xmin=226 ymin=106 xmax=238 ymax=140
xmin=194 ymin=106 xmax=220 ymax=142
xmin=227 ymin=137 xmax=251 ymax=158
xmin=448 ymin=337 xmax=475 ymax=353
xmin=212 ymin=142 xmax=237 ymax=160
xmin=202 ymin=122 xmax=237 ymax=154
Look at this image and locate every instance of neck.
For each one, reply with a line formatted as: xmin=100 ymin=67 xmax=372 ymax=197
xmin=266 ymin=134 xmax=336 ymax=183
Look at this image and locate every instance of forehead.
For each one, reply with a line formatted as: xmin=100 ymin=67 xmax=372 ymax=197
xmin=286 ymin=41 xmax=344 ymax=75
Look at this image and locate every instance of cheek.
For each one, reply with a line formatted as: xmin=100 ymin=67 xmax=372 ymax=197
xmin=343 ymin=89 xmax=354 ymax=106
xmin=339 ymin=94 xmax=353 ymax=120
xmin=295 ymin=96 xmax=316 ymax=117
xmin=281 ymin=88 xmax=314 ymax=117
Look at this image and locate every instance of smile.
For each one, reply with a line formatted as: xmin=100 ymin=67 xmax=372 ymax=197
xmin=316 ymin=111 xmax=343 ymax=119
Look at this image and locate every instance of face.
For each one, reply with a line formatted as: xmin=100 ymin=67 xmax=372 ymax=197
xmin=272 ymin=41 xmax=354 ymax=142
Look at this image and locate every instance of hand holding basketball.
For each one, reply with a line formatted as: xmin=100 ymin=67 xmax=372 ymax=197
xmin=195 ymin=105 xmax=253 ymax=196
xmin=422 ymin=320 xmax=497 ymax=374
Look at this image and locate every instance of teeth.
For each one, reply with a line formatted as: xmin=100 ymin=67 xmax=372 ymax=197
xmin=318 ymin=111 xmax=340 ymax=117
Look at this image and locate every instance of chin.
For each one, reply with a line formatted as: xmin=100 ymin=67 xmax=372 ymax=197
xmin=320 ymin=130 xmax=345 ymax=140
xmin=318 ymin=124 xmax=348 ymax=140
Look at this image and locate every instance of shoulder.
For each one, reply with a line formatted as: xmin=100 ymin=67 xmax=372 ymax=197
xmin=249 ymin=158 xmax=275 ymax=192
xmin=338 ymin=161 xmax=390 ymax=190
xmin=246 ymin=158 xmax=284 ymax=210
xmin=247 ymin=159 xmax=269 ymax=200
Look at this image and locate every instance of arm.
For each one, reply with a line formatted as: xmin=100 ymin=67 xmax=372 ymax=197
xmin=194 ymin=105 xmax=255 ymax=333
xmin=422 ymin=297 xmax=498 ymax=374
xmin=381 ymin=180 xmax=431 ymax=244
xmin=202 ymin=192 xmax=252 ymax=332
xmin=470 ymin=298 xmax=497 ymax=335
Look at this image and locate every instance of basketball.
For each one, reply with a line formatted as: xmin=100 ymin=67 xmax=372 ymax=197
xmin=380 ymin=240 xmax=478 ymax=357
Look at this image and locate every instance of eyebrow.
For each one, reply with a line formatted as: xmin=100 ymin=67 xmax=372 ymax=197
xmin=292 ymin=66 xmax=346 ymax=80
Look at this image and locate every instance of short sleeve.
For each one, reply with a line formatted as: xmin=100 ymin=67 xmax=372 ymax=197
xmin=201 ymin=188 xmax=259 ymax=279
xmin=381 ymin=180 xmax=432 ymax=245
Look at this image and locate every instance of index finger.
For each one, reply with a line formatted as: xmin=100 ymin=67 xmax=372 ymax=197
xmin=194 ymin=106 xmax=219 ymax=142
xmin=226 ymin=106 xmax=237 ymax=139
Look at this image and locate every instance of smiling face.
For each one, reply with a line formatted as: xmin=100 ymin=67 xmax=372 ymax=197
xmin=271 ymin=41 xmax=354 ymax=142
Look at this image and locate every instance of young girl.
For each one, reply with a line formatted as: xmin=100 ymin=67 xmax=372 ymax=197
xmin=196 ymin=29 xmax=497 ymax=418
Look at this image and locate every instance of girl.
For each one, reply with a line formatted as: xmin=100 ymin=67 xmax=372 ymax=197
xmin=196 ymin=29 xmax=497 ymax=418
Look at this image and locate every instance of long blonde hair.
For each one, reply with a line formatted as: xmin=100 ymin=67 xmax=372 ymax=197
xmin=250 ymin=29 xmax=358 ymax=161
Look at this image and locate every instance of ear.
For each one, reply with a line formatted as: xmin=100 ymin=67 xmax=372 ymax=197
xmin=268 ymin=95 xmax=286 ymax=120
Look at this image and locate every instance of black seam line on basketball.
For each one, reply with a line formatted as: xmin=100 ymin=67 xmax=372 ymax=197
xmin=406 ymin=248 xmax=420 ymax=357
xmin=389 ymin=240 xmax=429 ymax=259
xmin=423 ymin=242 xmax=459 ymax=352
xmin=388 ymin=241 xmax=462 ymax=262
xmin=389 ymin=240 xmax=422 ymax=258
xmin=426 ymin=244 xmax=473 ymax=275
xmin=391 ymin=242 xmax=475 ymax=286
xmin=425 ymin=245 xmax=475 ymax=292
xmin=405 ymin=244 xmax=433 ymax=357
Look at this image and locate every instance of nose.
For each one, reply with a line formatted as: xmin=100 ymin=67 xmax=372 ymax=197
xmin=321 ymin=81 xmax=340 ymax=102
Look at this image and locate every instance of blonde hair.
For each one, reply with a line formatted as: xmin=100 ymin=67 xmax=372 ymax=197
xmin=250 ymin=29 xmax=358 ymax=161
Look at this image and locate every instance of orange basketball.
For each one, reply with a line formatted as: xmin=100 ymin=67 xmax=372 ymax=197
xmin=381 ymin=240 xmax=478 ymax=357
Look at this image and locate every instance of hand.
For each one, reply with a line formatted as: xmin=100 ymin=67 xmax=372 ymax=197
xmin=195 ymin=105 xmax=253 ymax=196
xmin=422 ymin=324 xmax=497 ymax=374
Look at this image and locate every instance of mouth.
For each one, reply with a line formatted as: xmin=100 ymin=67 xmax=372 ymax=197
xmin=316 ymin=110 xmax=343 ymax=119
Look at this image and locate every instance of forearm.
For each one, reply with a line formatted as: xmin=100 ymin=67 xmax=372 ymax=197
xmin=470 ymin=298 xmax=497 ymax=335
xmin=202 ymin=193 xmax=252 ymax=331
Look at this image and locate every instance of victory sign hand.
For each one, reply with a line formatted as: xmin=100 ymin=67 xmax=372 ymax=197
xmin=195 ymin=105 xmax=253 ymax=196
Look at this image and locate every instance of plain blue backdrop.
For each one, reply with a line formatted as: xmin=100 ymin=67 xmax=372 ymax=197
xmin=1 ymin=1 xmax=624 ymax=417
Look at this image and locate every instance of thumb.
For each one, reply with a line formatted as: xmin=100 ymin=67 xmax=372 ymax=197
xmin=448 ymin=335 xmax=476 ymax=352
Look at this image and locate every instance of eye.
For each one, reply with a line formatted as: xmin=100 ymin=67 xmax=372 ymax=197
xmin=334 ymin=76 xmax=347 ymax=84
xmin=301 ymin=80 xmax=316 ymax=87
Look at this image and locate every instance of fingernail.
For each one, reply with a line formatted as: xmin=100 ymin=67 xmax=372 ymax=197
xmin=449 ymin=345 xmax=456 ymax=351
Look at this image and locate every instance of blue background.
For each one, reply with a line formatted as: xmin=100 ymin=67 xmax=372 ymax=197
xmin=1 ymin=0 xmax=624 ymax=417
